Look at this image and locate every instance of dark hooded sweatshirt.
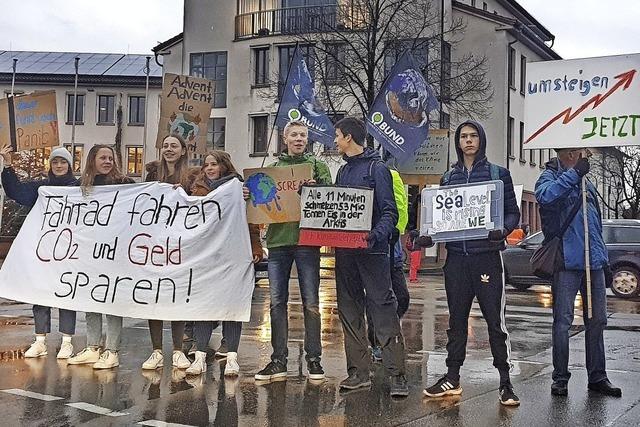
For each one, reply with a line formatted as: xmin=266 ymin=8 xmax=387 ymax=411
xmin=443 ymin=121 xmax=520 ymax=255
xmin=335 ymin=147 xmax=398 ymax=253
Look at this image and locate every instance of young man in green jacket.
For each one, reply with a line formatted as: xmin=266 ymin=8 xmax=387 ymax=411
xmin=254 ymin=121 xmax=332 ymax=382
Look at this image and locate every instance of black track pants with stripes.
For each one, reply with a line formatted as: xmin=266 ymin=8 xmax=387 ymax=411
xmin=443 ymin=251 xmax=512 ymax=373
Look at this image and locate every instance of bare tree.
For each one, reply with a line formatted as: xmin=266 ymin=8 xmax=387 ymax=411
xmin=592 ymin=147 xmax=640 ymax=219
xmin=258 ymin=0 xmax=493 ymax=146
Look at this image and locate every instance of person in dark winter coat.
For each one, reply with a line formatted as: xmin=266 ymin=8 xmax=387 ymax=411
xmin=332 ymin=117 xmax=408 ymax=397
xmin=419 ymin=121 xmax=521 ymax=406
xmin=0 ymin=145 xmax=79 ymax=359
xmin=536 ymin=149 xmax=621 ymax=398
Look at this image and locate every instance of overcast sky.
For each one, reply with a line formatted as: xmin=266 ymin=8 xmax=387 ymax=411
xmin=0 ymin=0 xmax=637 ymax=59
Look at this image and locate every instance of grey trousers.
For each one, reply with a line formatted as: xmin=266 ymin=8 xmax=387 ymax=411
xmin=86 ymin=312 xmax=122 ymax=351
xmin=33 ymin=305 xmax=76 ymax=335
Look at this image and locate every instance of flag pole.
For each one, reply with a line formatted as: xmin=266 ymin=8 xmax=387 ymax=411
xmin=71 ymin=57 xmax=80 ymax=172
xmin=261 ymin=43 xmax=299 ymax=167
xmin=582 ymin=176 xmax=593 ymax=319
xmin=141 ymin=56 xmax=151 ymax=181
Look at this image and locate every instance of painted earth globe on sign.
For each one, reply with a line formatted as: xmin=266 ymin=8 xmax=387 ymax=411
xmin=385 ymin=68 xmax=434 ymax=128
xmin=245 ymin=172 xmax=279 ymax=210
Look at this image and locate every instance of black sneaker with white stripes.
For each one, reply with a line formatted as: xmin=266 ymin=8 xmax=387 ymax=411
xmin=499 ymin=383 xmax=520 ymax=406
xmin=423 ymin=376 xmax=462 ymax=397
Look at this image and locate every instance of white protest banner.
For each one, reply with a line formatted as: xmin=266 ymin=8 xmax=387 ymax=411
xmin=298 ymin=186 xmax=373 ymax=249
xmin=420 ymin=180 xmax=504 ymax=243
xmin=0 ymin=180 xmax=254 ymax=321
xmin=524 ymin=53 xmax=640 ymax=150
xmin=397 ymin=129 xmax=449 ymax=175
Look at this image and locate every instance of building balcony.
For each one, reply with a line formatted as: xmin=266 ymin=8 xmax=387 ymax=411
xmin=235 ymin=5 xmax=363 ymax=40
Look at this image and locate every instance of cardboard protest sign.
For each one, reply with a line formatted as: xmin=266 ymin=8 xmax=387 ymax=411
xmin=397 ymin=129 xmax=449 ymax=175
xmin=157 ymin=73 xmax=214 ymax=154
xmin=298 ymin=185 xmax=373 ymax=248
xmin=420 ymin=180 xmax=504 ymax=243
xmin=244 ymin=164 xmax=312 ymax=224
xmin=0 ymin=91 xmax=60 ymax=151
xmin=0 ymin=180 xmax=255 ymax=321
xmin=524 ymin=53 xmax=640 ymax=150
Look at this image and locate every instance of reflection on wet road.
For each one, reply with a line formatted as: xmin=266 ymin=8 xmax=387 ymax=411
xmin=0 ymin=275 xmax=639 ymax=426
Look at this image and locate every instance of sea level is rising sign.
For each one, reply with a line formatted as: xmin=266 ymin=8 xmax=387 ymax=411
xmin=298 ymin=186 xmax=373 ymax=248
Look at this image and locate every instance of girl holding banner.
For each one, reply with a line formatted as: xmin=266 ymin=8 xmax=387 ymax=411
xmin=142 ymin=134 xmax=199 ymax=371
xmin=68 ymin=144 xmax=134 ymax=369
xmin=185 ymin=150 xmax=263 ymax=377
xmin=0 ymin=146 xmax=79 ymax=359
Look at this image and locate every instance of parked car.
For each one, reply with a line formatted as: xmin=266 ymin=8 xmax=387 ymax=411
xmin=502 ymin=219 xmax=640 ymax=298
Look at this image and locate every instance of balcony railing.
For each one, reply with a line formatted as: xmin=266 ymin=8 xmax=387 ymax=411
xmin=235 ymin=5 xmax=363 ymax=40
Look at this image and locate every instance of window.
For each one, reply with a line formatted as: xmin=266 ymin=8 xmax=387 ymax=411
xmin=441 ymin=41 xmax=451 ymax=102
xmin=483 ymin=2 xmax=487 ymax=11
xmin=190 ymin=52 xmax=228 ymax=108
xmin=128 ymin=96 xmax=145 ymax=124
xmin=254 ymin=47 xmax=269 ymax=87
xmin=519 ymin=121 xmax=525 ymax=161
xmin=520 ymin=55 xmax=527 ymax=95
xmin=97 ymin=95 xmax=115 ymax=124
xmin=471 ymin=0 xmax=476 ymax=6
xmin=127 ymin=146 xmax=143 ymax=175
xmin=325 ymin=43 xmax=346 ymax=83
xmin=440 ymin=111 xmax=450 ymax=129
xmin=508 ymin=47 xmax=516 ymax=89
xmin=604 ymin=226 xmax=640 ymax=244
xmin=278 ymin=45 xmax=315 ymax=99
xmin=384 ymin=38 xmax=429 ymax=78
xmin=252 ymin=115 xmax=269 ymax=154
xmin=539 ymin=149 xmax=545 ymax=168
xmin=66 ymin=93 xmax=85 ymax=123
xmin=507 ymin=117 xmax=514 ymax=158
xmin=63 ymin=144 xmax=84 ymax=173
xmin=207 ymin=118 xmax=226 ymax=150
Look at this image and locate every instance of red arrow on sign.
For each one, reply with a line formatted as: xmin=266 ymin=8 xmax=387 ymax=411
xmin=525 ymin=69 xmax=637 ymax=144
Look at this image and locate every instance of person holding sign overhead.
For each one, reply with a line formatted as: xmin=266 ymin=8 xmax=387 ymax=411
xmin=186 ymin=150 xmax=263 ymax=377
xmin=332 ymin=117 xmax=408 ymax=397
xmin=0 ymin=145 xmax=79 ymax=359
xmin=253 ymin=120 xmax=331 ymax=383
xmin=67 ymin=144 xmax=135 ymax=369
xmin=141 ymin=134 xmax=199 ymax=372
xmin=535 ymin=149 xmax=621 ymax=398
xmin=417 ymin=121 xmax=521 ymax=406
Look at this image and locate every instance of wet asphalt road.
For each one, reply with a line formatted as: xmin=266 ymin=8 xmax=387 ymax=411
xmin=0 ymin=271 xmax=639 ymax=426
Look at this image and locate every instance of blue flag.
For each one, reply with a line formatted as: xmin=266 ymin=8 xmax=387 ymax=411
xmin=276 ymin=47 xmax=335 ymax=148
xmin=366 ymin=51 xmax=439 ymax=162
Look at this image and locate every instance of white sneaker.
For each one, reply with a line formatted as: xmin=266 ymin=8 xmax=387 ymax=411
xmin=93 ymin=350 xmax=119 ymax=369
xmin=142 ymin=350 xmax=164 ymax=370
xmin=172 ymin=350 xmax=190 ymax=369
xmin=224 ymin=352 xmax=240 ymax=377
xmin=25 ymin=340 xmax=48 ymax=358
xmin=57 ymin=342 xmax=74 ymax=359
xmin=68 ymin=347 xmax=100 ymax=365
xmin=186 ymin=351 xmax=207 ymax=376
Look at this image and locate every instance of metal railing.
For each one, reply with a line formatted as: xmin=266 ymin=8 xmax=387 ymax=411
xmin=235 ymin=5 xmax=363 ymax=40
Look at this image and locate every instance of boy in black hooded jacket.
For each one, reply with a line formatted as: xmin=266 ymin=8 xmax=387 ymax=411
xmin=418 ymin=121 xmax=521 ymax=406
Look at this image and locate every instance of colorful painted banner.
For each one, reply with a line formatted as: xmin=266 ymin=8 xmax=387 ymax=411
xmin=275 ymin=46 xmax=335 ymax=148
xmin=298 ymin=185 xmax=373 ymax=248
xmin=524 ymin=53 xmax=640 ymax=149
xmin=244 ymin=164 xmax=313 ymax=224
xmin=397 ymin=129 xmax=449 ymax=175
xmin=157 ymin=73 xmax=214 ymax=154
xmin=0 ymin=91 xmax=59 ymax=151
xmin=366 ymin=50 xmax=439 ymax=162
xmin=0 ymin=180 xmax=255 ymax=321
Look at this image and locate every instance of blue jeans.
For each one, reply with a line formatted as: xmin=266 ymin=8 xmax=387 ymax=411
xmin=268 ymin=245 xmax=321 ymax=364
xmin=552 ymin=269 xmax=608 ymax=384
